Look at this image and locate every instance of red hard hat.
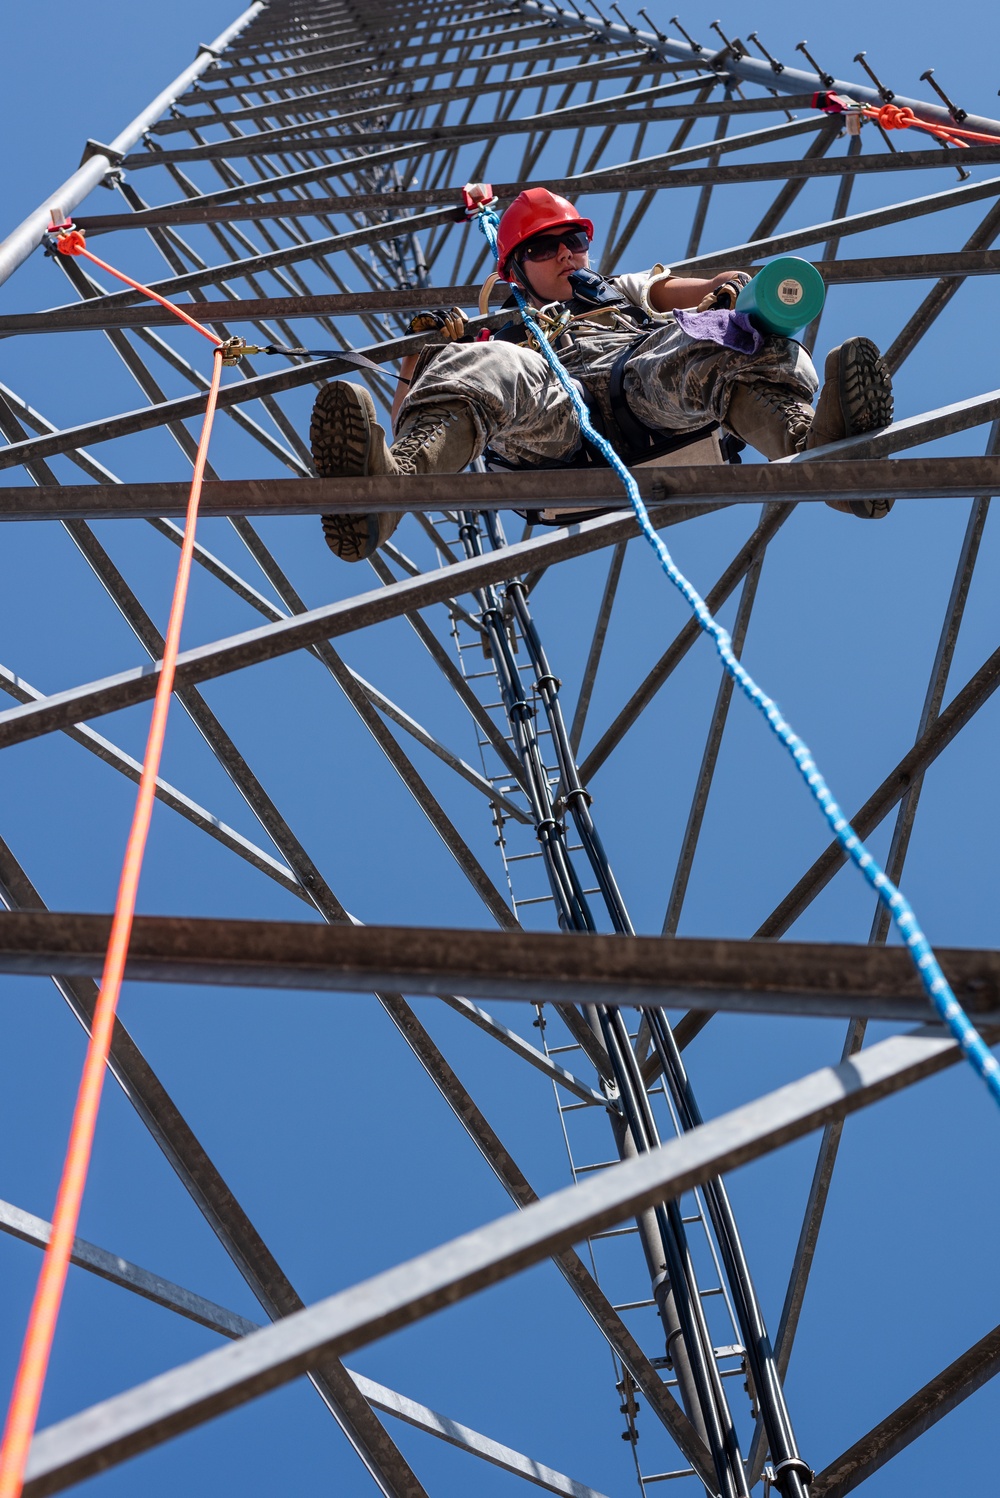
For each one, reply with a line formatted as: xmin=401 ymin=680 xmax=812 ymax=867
xmin=496 ymin=188 xmax=594 ymax=273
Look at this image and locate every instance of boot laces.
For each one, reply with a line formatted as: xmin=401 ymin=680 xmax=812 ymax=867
xmin=391 ymin=407 xmax=458 ymax=467
xmin=752 ymin=387 xmax=813 ymax=452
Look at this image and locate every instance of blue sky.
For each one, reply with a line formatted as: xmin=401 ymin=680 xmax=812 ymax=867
xmin=0 ymin=4 xmax=998 ymax=1497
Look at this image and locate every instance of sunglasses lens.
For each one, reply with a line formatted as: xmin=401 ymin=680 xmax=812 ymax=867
xmin=522 ymin=236 xmax=560 ymax=262
xmin=522 ymin=229 xmax=589 ymax=261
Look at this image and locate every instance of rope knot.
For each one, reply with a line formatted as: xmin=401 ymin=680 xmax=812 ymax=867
xmin=873 ymin=103 xmax=917 ymax=130
xmin=54 ymin=229 xmax=87 ymax=256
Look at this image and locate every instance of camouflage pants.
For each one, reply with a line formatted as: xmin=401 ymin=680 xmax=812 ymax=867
xmin=397 ymin=320 xmax=819 ymax=467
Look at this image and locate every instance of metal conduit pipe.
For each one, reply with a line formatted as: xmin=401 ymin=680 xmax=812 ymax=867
xmin=513 ymin=0 xmax=1000 ymax=140
xmin=646 ymin=1007 xmax=812 ymax=1498
xmin=0 ymin=2 xmax=266 ymax=288
xmin=503 ymin=530 xmax=810 ymax=1498
xmin=468 ymin=510 xmax=747 ymax=1497
xmin=594 ymin=997 xmax=747 ymax=1498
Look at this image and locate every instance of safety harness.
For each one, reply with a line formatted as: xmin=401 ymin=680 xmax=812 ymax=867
xmin=479 ymin=267 xmax=740 ymax=523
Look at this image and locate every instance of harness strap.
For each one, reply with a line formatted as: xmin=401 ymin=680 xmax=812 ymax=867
xmin=606 ymin=334 xmax=720 ymax=465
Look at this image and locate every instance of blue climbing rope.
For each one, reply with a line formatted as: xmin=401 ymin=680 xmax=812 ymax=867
xmin=473 ymin=203 xmax=1000 ymax=1108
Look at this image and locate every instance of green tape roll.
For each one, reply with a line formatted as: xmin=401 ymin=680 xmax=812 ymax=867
xmin=735 ymin=255 xmax=826 ymax=336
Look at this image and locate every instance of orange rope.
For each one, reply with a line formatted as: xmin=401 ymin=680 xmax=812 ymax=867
xmin=865 ymin=101 xmax=1000 ymax=148
xmin=0 ymin=230 xmax=225 ymax=1498
xmin=814 ymin=90 xmax=1000 ymax=148
xmin=53 ymin=227 xmax=222 ymax=342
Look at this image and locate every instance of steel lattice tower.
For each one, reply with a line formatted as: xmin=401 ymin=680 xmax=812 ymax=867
xmin=1 ymin=3 xmax=999 ymax=1497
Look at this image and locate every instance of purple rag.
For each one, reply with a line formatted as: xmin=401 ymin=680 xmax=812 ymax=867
xmin=672 ymin=307 xmax=764 ymax=355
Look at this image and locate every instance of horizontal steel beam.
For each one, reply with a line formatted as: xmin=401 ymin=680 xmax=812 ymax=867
xmin=0 ymin=913 xmax=996 ymax=1024
xmin=10 ymin=253 xmax=997 ymax=338
xmin=672 ymin=174 xmax=1000 ymax=274
xmin=151 ymin=81 xmax=809 ymax=139
xmin=4 ymin=396 xmax=1000 ymax=748
xmin=0 ymin=505 xmax=691 ymax=749
xmin=21 ymin=1021 xmax=986 ymax=1496
xmin=0 ymin=457 xmax=992 ymax=520
xmin=149 ymin=50 xmax=659 ymax=135
xmin=0 ymin=285 xmax=499 ymax=337
xmin=812 ymin=1322 xmax=1000 ymax=1498
xmin=128 ymin=74 xmax=723 ymax=161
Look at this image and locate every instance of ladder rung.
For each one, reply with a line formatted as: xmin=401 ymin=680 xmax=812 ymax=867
xmin=612 ymin=1297 xmax=656 ymax=1311
xmin=640 ymin=1471 xmax=696 ymax=1484
xmin=576 ymin=1160 xmax=619 ymax=1173
xmin=513 ymin=894 xmax=554 ymax=907
xmin=548 ymin=1043 xmax=581 ymax=1054
xmin=591 ymin=1225 xmax=639 ymax=1240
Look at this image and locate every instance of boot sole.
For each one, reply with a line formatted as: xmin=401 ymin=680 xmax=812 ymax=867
xmin=838 ymin=338 xmax=895 ymax=519
xmin=310 ymin=380 xmax=376 ymax=478
xmin=837 ymin=337 xmax=894 ymax=437
xmin=311 ymin=382 xmax=383 ymax=562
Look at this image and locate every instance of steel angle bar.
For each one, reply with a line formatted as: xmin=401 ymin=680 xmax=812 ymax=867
xmin=671 ymin=174 xmax=1000 ymax=274
xmin=747 ymin=120 xmax=842 ymax=243
xmin=221 ymin=524 xmax=517 ymax=929
xmin=436 ymin=994 xmax=606 ymax=1105
xmin=117 ymin=111 xmax=827 ymax=225
xmin=885 ymin=198 xmax=1000 ymax=374
xmin=145 ymin=47 xmax=657 ymax=133
xmin=0 ymin=500 xmax=718 ymax=751
xmin=13 ymin=250 xmax=1000 ymax=338
xmin=370 ymin=994 xmax=713 ymax=1482
xmin=580 ymin=506 xmax=790 ymax=783
xmin=0 ymin=2 xmax=266 ymax=288
xmin=0 ymin=285 xmax=494 ymax=336
xmin=0 ymin=1197 xmax=613 ymax=1498
xmin=661 ymin=537 xmax=770 ymax=937
xmin=756 ymin=642 xmax=1000 ymax=945
xmin=515 ymin=0 xmax=1000 ymax=139
xmin=150 ymin=80 xmax=813 ymax=141
xmin=757 ymin=441 xmax=998 ymax=1463
xmin=0 ymin=913 xmax=998 ymax=1024
xmin=811 ymin=1323 xmax=1000 ymax=1498
xmin=0 ymin=839 xmax=426 ymax=1498
xmin=349 ymin=1375 xmax=615 ymax=1498
xmin=784 ymin=390 xmax=1000 ymax=461
xmin=20 ymin=1022 xmax=987 ymax=1498
xmin=0 ymin=663 xmax=303 ymax=902
xmin=0 ymin=316 xmax=514 ymax=472
xmin=569 ymin=542 xmax=626 ymax=756
xmin=667 ymin=634 xmax=1000 ymax=1064
xmin=0 ymin=1196 xmax=259 ymax=1340
xmin=133 ymin=74 xmax=721 ymax=162
xmin=815 ymin=249 xmax=1000 ymax=284
xmin=38 ymin=206 xmax=458 ymax=312
xmin=3 ymin=455 xmax=998 ymax=518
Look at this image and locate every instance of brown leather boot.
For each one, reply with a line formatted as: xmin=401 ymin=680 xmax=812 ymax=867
xmin=311 ymin=382 xmax=479 ymax=562
xmin=723 ymin=384 xmax=815 ymax=460
xmin=809 ymin=338 xmax=894 ymax=519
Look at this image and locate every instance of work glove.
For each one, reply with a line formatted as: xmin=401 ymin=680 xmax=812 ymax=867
xmin=406 ymin=307 xmax=468 ymax=340
xmin=695 ymin=272 xmax=752 ymax=312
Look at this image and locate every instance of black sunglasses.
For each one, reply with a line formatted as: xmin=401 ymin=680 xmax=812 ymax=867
xmin=519 ymin=228 xmax=590 ymax=262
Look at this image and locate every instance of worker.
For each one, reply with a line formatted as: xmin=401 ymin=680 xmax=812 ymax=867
xmin=312 ymin=188 xmax=894 ymax=561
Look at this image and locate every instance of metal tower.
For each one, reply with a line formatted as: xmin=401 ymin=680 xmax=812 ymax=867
xmin=1 ymin=3 xmax=999 ymax=1496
